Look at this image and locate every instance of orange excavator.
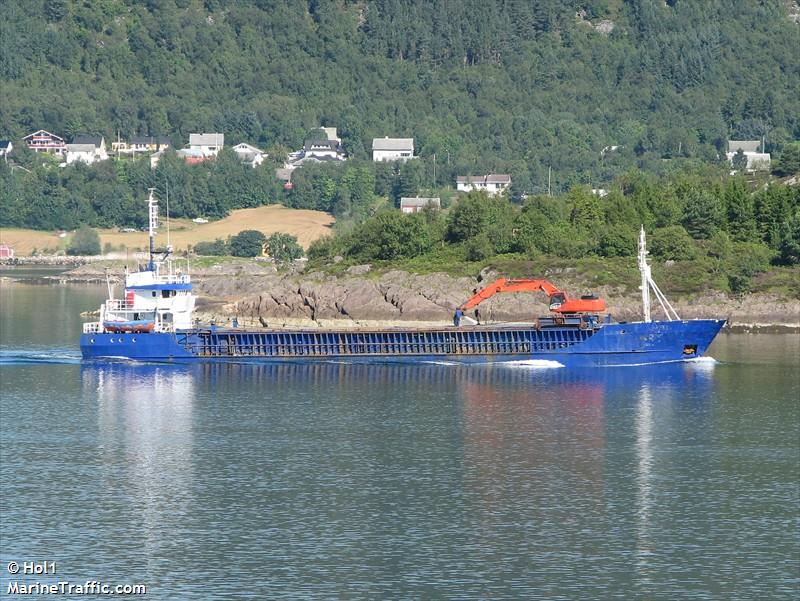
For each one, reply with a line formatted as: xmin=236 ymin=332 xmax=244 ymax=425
xmin=459 ymin=278 xmax=606 ymax=314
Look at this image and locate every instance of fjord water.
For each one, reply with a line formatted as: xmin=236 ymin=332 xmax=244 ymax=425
xmin=1 ymin=280 xmax=798 ymax=599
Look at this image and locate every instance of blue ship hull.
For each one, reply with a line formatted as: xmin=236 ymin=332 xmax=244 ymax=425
xmin=80 ymin=319 xmax=726 ymax=367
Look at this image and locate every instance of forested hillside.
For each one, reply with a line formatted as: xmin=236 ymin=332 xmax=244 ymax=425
xmin=1 ymin=0 xmax=799 ymax=294
xmin=2 ymin=0 xmax=799 ymax=191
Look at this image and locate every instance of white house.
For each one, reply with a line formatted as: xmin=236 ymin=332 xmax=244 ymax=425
xmin=726 ymin=140 xmax=771 ymax=171
xmin=23 ymin=130 xmax=65 ymax=154
xmin=231 ymin=143 xmax=266 ymax=167
xmin=400 ymin=197 xmax=441 ymax=214
xmin=65 ymin=144 xmax=99 ymax=165
xmin=372 ymin=137 xmax=414 ymax=162
xmin=456 ymin=174 xmax=511 ymax=196
xmin=188 ymin=133 xmax=224 ymax=157
xmin=304 ymin=139 xmax=343 ymax=160
xmin=64 ymin=135 xmax=108 ymax=165
xmin=284 ymin=128 xmax=347 ymax=170
xmin=0 ymin=140 xmax=12 ymax=159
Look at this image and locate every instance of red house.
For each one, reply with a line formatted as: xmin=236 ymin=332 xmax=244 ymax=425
xmin=23 ymin=129 xmax=66 ymax=154
xmin=0 ymin=244 xmax=14 ymax=259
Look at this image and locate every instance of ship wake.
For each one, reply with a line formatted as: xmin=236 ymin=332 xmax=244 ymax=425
xmin=0 ymin=348 xmax=82 ymax=365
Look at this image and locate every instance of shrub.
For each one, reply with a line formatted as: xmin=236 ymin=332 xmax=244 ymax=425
xmin=194 ymin=238 xmax=230 ymax=256
xmin=66 ymin=226 xmax=101 ymax=256
xmin=464 ymin=233 xmax=493 ymax=262
xmin=724 ymin=242 xmax=774 ymax=293
xmin=307 ymin=235 xmax=337 ymax=260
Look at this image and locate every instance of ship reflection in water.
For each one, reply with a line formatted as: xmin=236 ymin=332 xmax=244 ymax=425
xmin=81 ymin=364 xmax=195 ymax=576
xmin=79 ymin=359 xmax=717 ymax=596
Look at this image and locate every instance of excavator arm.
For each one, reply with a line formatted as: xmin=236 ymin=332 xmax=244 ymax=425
xmin=459 ymin=278 xmax=606 ymax=314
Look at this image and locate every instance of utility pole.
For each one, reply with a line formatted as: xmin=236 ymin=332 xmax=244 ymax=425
xmin=433 ymin=153 xmax=436 ymax=188
xmin=548 ymin=166 xmax=552 ymax=197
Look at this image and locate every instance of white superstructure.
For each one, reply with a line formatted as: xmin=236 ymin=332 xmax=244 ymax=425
xmin=83 ymin=190 xmax=196 ymax=334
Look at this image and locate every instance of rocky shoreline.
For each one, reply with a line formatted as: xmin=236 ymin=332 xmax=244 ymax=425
xmin=56 ymin=261 xmax=800 ymax=332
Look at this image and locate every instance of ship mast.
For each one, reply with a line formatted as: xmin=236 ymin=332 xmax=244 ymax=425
xmin=147 ymin=188 xmax=158 ymax=270
xmin=638 ymin=227 xmax=651 ymax=322
xmin=638 ymin=226 xmax=680 ymax=322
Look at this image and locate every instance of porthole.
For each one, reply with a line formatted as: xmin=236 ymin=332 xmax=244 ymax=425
xmin=110 ymin=338 xmax=114 ymax=343
xmin=132 ymin=338 xmax=136 ymax=343
xmin=90 ymin=338 xmax=95 ymax=343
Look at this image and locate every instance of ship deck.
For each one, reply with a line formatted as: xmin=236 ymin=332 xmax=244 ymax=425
xmin=179 ymin=318 xmax=601 ymax=359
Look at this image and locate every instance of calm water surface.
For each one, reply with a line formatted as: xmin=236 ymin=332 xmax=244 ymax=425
xmin=1 ymin=281 xmax=798 ymax=599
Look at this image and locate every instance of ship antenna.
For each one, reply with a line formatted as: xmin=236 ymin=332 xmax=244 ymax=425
xmin=147 ymin=188 xmax=158 ymax=270
xmin=165 ymin=180 xmax=171 ymax=249
xmin=638 ymin=226 xmax=680 ymax=322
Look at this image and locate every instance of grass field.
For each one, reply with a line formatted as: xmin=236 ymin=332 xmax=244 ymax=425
xmin=0 ymin=205 xmax=335 ymax=256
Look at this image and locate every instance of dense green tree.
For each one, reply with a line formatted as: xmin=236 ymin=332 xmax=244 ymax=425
xmin=265 ymin=232 xmax=303 ymax=263
xmin=649 ymin=225 xmax=698 ymax=261
xmin=682 ymin=189 xmax=721 ymax=239
xmin=348 ymin=211 xmax=434 ymax=261
xmin=724 ymin=179 xmax=757 ymax=242
xmin=777 ymin=210 xmax=800 ymax=265
xmin=568 ymin=186 xmax=603 ymax=231
xmin=597 ymin=225 xmax=637 ymax=257
xmin=229 ymin=230 xmax=267 ymax=257
xmin=773 ymin=143 xmax=800 ymax=177
xmin=731 ymin=149 xmax=747 ymax=171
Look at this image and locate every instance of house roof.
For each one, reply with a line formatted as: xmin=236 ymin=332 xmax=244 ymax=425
xmin=190 ymin=133 xmax=224 ymax=147
xmin=372 ymin=137 xmax=414 ymax=151
xmin=232 ymin=142 xmax=263 ymax=152
xmin=23 ymin=129 xmax=64 ymax=142
xmin=72 ymin=135 xmax=103 ymax=146
xmin=65 ymin=144 xmax=97 ymax=152
xmin=457 ymin=174 xmax=512 ymax=184
xmin=0 ymin=141 xmax=11 ymax=149
xmin=400 ymin=197 xmax=441 ymax=208
xmin=305 ymin=139 xmax=339 ymax=151
xmin=728 ymin=140 xmax=760 ymax=153
xmin=132 ymin=135 xmax=171 ymax=145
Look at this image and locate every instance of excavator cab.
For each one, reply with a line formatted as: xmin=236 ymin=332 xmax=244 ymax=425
xmin=548 ymin=292 xmax=567 ymax=311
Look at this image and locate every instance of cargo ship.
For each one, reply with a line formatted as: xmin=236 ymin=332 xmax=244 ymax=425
xmin=80 ymin=191 xmax=724 ymax=367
